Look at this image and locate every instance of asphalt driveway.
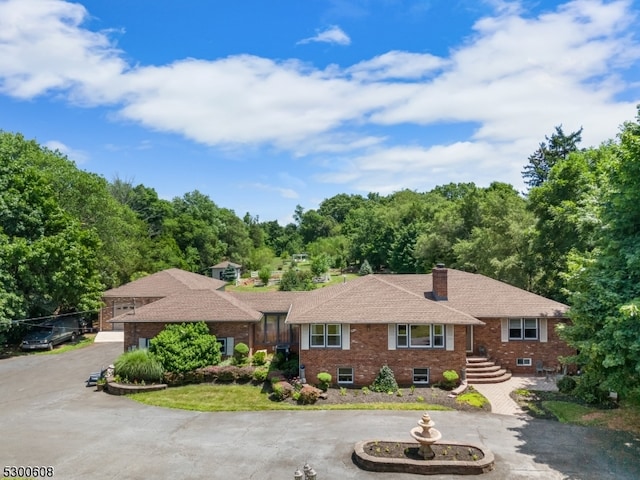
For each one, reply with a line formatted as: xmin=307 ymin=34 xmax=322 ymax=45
xmin=1 ymin=342 xmax=639 ymax=480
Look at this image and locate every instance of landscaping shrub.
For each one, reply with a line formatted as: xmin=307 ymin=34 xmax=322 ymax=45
xmin=279 ymin=358 xmax=300 ymax=378
xmin=149 ymin=322 xmax=221 ymax=373
xmin=251 ymin=349 xmax=267 ymax=366
xmin=114 ymin=349 xmax=164 ymax=383
xmin=216 ymin=365 xmax=238 ymax=383
xmin=370 ymin=365 xmax=398 ymax=393
xmin=233 ymin=342 xmax=250 ymax=366
xmin=163 ymin=371 xmax=185 ymax=386
xmin=271 ymin=381 xmax=293 ymax=401
xmin=557 ymin=375 xmax=577 ymax=394
xmin=253 ymin=366 xmax=268 ymax=383
xmin=317 ymin=372 xmax=332 ymax=391
xmin=440 ymin=370 xmax=460 ymax=390
xmin=235 ymin=366 xmax=255 ymax=383
xmin=298 ymin=385 xmax=321 ymax=404
xmin=196 ymin=365 xmax=221 ymax=383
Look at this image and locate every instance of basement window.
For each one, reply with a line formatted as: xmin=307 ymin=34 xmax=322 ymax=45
xmin=337 ymin=367 xmax=354 ymax=384
xmin=413 ymin=368 xmax=430 ymax=384
xmin=516 ymin=358 xmax=532 ymax=367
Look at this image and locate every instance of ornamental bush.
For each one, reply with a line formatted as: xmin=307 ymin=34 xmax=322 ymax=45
xmin=251 ymin=349 xmax=267 ymax=366
xmin=556 ymin=375 xmax=577 ymax=394
xmin=113 ymin=349 xmax=164 ymax=383
xmin=233 ymin=342 xmax=250 ymax=366
xmin=149 ymin=322 xmax=221 ymax=373
xmin=370 ymin=365 xmax=399 ymax=393
xmin=440 ymin=370 xmax=460 ymax=390
xmin=317 ymin=372 xmax=332 ymax=391
xmin=298 ymin=385 xmax=321 ymax=404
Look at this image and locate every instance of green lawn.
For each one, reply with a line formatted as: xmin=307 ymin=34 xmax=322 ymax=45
xmin=130 ymin=383 xmax=453 ymax=412
xmin=226 ymin=272 xmax=359 ymax=292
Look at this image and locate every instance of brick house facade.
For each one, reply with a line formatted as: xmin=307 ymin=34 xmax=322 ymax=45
xmin=105 ymin=266 xmax=573 ymax=386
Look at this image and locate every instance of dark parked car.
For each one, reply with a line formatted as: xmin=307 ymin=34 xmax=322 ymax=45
xmin=21 ymin=317 xmax=82 ymax=351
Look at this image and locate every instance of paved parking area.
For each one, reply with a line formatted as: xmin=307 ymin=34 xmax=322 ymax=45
xmin=1 ymin=343 xmax=639 ymax=480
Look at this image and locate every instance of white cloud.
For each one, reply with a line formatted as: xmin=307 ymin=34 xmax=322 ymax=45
xmin=247 ymin=183 xmax=299 ymax=199
xmin=347 ymin=51 xmax=447 ymax=81
xmin=297 ymin=25 xmax=351 ymax=45
xmin=0 ymin=0 xmax=126 ymax=102
xmin=43 ymin=140 xmax=88 ymax=164
xmin=0 ymin=0 xmax=638 ymax=197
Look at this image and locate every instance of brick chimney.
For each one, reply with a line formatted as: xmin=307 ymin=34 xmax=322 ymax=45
xmin=432 ymin=263 xmax=448 ymax=300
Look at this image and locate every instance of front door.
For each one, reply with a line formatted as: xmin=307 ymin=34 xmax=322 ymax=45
xmin=465 ymin=325 xmax=473 ymax=353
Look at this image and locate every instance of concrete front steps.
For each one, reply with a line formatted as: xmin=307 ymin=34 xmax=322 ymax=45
xmin=465 ymin=357 xmax=512 ymax=384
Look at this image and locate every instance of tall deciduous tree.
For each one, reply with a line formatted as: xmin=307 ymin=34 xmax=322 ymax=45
xmin=0 ymin=132 xmax=104 ymax=322
xmin=561 ymin=109 xmax=640 ymax=400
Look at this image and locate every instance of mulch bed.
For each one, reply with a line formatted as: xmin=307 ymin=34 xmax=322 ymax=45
xmin=285 ymin=386 xmax=491 ymax=412
xmin=363 ymin=441 xmax=484 ymax=461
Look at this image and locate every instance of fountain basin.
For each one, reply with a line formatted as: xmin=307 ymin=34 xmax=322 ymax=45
xmin=354 ymin=440 xmax=494 ymax=475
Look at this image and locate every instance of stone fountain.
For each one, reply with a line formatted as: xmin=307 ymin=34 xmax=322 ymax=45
xmin=353 ymin=411 xmax=495 ymax=475
xmin=409 ymin=412 xmax=442 ymax=459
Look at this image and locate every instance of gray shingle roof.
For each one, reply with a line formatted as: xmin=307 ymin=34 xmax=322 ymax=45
xmin=106 ymin=268 xmax=567 ymax=324
xmin=385 ymin=270 xmax=568 ymax=318
xmin=283 ymin=275 xmax=482 ymax=325
xmin=110 ymin=290 xmax=262 ymax=323
xmin=103 ymin=268 xmax=227 ymax=297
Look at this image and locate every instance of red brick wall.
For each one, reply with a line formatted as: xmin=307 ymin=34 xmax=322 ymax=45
xmin=123 ymin=321 xmax=253 ymax=353
xmin=472 ymin=318 xmax=576 ymax=374
xmin=299 ymin=324 xmax=467 ymax=387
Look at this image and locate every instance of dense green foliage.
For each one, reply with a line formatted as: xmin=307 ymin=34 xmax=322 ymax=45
xmin=3 ymin=108 xmax=640 ymax=401
xmin=559 ymin=109 xmax=640 ymax=400
xmin=279 ymin=268 xmax=314 ymax=291
xmin=149 ymin=322 xmax=221 ymax=373
xmin=114 ymin=349 xmax=164 ymax=383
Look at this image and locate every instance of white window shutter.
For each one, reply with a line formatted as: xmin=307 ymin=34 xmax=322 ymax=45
xmin=342 ymin=324 xmax=350 ymax=350
xmin=501 ymin=319 xmax=509 ymax=342
xmin=388 ymin=324 xmax=396 ymax=350
xmin=445 ymin=325 xmax=454 ymax=351
xmin=226 ymin=337 xmax=235 ymax=356
xmin=539 ymin=318 xmax=548 ymax=343
xmin=301 ymin=324 xmax=309 ymax=350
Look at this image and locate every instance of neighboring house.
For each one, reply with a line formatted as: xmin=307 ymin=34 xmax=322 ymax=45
xmin=99 ymin=268 xmax=227 ymax=332
xmin=106 ymin=266 xmax=573 ymax=386
xmin=210 ymin=261 xmax=242 ymax=281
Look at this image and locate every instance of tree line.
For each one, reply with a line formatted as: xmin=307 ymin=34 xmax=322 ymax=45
xmin=1 ymin=107 xmax=639 ymax=400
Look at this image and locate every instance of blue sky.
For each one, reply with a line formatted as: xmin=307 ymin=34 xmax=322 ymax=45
xmin=1 ymin=0 xmax=639 ymax=224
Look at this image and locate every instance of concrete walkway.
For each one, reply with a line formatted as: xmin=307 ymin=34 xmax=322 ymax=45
xmin=470 ymin=375 xmax=558 ymax=416
xmin=94 ymin=331 xmax=124 ymax=342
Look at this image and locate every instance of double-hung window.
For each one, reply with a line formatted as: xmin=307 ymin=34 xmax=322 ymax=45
xmin=397 ymin=324 xmax=445 ymax=348
xmin=413 ymin=368 xmax=430 ymax=384
xmin=337 ymin=367 xmax=354 ymax=384
xmin=310 ymin=324 xmax=341 ymax=348
xmin=509 ymin=318 xmax=538 ymax=340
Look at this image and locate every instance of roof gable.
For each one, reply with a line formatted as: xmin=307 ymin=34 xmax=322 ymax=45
xmin=110 ymin=289 xmax=262 ymax=323
xmin=103 ymin=268 xmax=226 ymax=298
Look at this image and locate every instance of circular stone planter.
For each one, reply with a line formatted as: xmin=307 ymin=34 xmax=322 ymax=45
xmin=105 ymin=381 xmax=167 ymax=396
xmin=354 ymin=440 xmax=494 ymax=476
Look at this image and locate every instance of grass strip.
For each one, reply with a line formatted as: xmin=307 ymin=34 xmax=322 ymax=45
xmin=130 ymin=384 xmax=453 ymax=412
